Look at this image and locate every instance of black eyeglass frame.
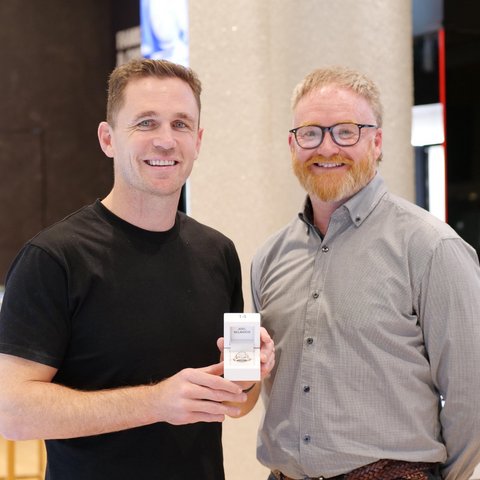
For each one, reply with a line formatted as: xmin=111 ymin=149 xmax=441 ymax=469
xmin=289 ymin=123 xmax=378 ymax=149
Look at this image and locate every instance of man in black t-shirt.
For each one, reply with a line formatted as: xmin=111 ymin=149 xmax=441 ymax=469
xmin=0 ymin=59 xmax=274 ymax=480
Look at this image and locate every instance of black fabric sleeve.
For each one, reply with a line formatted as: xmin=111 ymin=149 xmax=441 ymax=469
xmin=0 ymin=244 xmax=71 ymax=368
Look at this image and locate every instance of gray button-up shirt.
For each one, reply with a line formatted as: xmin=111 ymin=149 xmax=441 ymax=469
xmin=251 ymin=174 xmax=480 ymax=480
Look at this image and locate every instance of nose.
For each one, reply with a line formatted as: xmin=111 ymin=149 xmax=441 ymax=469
xmin=315 ymin=130 xmax=340 ymax=158
xmin=152 ymin=126 xmax=176 ymax=151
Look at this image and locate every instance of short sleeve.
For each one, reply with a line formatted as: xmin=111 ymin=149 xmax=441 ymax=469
xmin=0 ymin=244 xmax=71 ymax=368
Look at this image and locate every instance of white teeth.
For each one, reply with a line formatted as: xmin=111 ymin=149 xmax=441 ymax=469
xmin=147 ymin=160 xmax=175 ymax=166
xmin=317 ymin=163 xmax=344 ymax=168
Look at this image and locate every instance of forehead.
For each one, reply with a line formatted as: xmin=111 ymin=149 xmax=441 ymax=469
xmin=119 ymin=76 xmax=199 ymax=122
xmin=293 ymin=85 xmax=376 ymax=126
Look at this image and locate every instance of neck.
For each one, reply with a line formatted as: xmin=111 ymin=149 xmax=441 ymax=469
xmin=310 ymin=196 xmax=349 ymax=235
xmin=102 ymin=187 xmax=180 ymax=232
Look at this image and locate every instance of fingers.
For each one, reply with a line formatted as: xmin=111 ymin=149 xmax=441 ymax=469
xmin=163 ymin=395 xmax=242 ymax=425
xmin=178 ymin=367 xmax=247 ymax=404
xmin=259 ymin=327 xmax=275 ymax=378
xmin=200 ymin=361 xmax=225 ymax=377
xmin=259 ymin=327 xmax=274 ymax=359
xmin=260 ymin=326 xmax=272 ymax=342
xmin=216 ymin=337 xmax=225 ymax=362
xmin=260 ymin=330 xmax=275 ymax=379
xmin=261 ymin=353 xmax=275 ymax=380
xmin=155 ymin=367 xmax=248 ymax=425
xmin=191 ymin=397 xmax=242 ymax=417
xmin=197 ymin=363 xmax=243 ymax=394
xmin=184 ymin=396 xmax=243 ymax=423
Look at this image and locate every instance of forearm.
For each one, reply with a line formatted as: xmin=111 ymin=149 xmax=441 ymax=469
xmin=225 ymin=382 xmax=261 ymax=418
xmin=0 ymin=380 xmax=158 ymax=441
xmin=0 ymin=355 xmax=246 ymax=441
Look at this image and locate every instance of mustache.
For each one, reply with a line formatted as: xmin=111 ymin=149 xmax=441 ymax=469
xmin=303 ymin=154 xmax=354 ymax=168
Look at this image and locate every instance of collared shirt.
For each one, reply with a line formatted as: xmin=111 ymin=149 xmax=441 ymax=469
xmin=251 ymin=174 xmax=480 ymax=480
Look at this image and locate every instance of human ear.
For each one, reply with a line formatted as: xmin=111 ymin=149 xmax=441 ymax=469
xmin=97 ymin=122 xmax=115 ymax=158
xmin=373 ymin=128 xmax=383 ymax=160
xmin=193 ymin=127 xmax=204 ymax=161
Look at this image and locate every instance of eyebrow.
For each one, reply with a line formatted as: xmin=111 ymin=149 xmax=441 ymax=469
xmin=131 ymin=111 xmax=157 ymax=123
xmin=131 ymin=111 xmax=197 ymax=125
xmin=299 ymin=120 xmax=357 ymax=127
xmin=175 ymin=112 xmax=197 ymax=125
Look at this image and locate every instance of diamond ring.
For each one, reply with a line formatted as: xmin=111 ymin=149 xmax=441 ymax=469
xmin=233 ymin=351 xmax=251 ymax=362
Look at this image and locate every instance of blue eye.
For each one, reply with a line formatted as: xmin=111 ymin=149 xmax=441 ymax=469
xmin=297 ymin=126 xmax=321 ymax=140
xmin=174 ymin=121 xmax=186 ymax=128
xmin=139 ymin=120 xmax=153 ymax=127
xmin=333 ymin=123 xmax=358 ymax=139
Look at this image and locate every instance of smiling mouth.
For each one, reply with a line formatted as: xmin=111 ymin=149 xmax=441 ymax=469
xmin=145 ymin=160 xmax=177 ymax=166
xmin=314 ymin=162 xmax=345 ymax=168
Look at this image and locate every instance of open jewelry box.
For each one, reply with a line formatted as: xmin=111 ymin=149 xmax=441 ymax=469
xmin=223 ymin=313 xmax=261 ymax=381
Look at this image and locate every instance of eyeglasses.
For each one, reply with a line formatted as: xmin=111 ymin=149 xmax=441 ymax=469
xmin=289 ymin=123 xmax=378 ymax=149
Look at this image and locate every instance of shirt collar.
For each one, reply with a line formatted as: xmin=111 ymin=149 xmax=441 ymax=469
xmin=342 ymin=172 xmax=388 ymax=227
xmin=298 ymin=173 xmax=388 ymax=232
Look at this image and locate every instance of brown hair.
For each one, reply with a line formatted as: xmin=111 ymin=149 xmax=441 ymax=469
xmin=291 ymin=65 xmax=383 ymax=127
xmin=106 ymin=58 xmax=202 ymax=127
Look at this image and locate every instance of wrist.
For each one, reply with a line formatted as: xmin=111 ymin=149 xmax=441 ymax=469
xmin=242 ymin=383 xmax=256 ymax=394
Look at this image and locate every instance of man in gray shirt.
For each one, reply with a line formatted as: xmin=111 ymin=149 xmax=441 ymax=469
xmin=251 ymin=66 xmax=480 ymax=480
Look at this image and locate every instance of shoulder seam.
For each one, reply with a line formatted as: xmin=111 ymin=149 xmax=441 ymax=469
xmin=381 ymin=194 xmax=457 ymax=241
xmin=28 ymin=205 xmax=92 ymax=242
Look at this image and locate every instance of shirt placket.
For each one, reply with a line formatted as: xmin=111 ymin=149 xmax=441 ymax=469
xmin=299 ymin=230 xmax=332 ymax=464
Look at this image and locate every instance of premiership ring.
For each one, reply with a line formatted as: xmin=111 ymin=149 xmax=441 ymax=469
xmin=233 ymin=351 xmax=251 ymax=362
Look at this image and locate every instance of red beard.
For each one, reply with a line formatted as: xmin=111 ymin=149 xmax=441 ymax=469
xmin=292 ymin=151 xmax=377 ymax=203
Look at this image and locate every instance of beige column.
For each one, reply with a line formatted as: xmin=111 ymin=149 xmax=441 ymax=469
xmin=189 ymin=2 xmax=413 ymax=479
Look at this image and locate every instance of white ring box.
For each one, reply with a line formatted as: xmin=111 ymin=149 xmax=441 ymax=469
xmin=224 ymin=313 xmax=261 ymax=381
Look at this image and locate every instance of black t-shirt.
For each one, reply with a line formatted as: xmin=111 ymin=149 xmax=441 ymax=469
xmin=0 ymin=200 xmax=243 ymax=480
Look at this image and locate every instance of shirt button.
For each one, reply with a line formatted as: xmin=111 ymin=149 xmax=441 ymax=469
xmin=306 ymin=337 xmax=314 ymax=345
xmin=312 ymin=291 xmax=319 ymax=299
xmin=322 ymin=246 xmax=329 ymax=252
xmin=303 ymin=435 xmax=311 ymax=443
xmin=355 ymin=216 xmax=361 ymax=222
xmin=303 ymin=385 xmax=310 ymax=393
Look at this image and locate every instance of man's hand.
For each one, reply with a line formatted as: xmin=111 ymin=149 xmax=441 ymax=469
xmin=154 ymin=362 xmax=247 ymax=425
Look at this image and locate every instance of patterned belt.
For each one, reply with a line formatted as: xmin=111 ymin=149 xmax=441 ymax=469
xmin=272 ymin=459 xmax=437 ymax=480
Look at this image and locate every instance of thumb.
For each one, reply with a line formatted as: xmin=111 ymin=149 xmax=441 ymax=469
xmin=217 ymin=337 xmax=225 ymax=362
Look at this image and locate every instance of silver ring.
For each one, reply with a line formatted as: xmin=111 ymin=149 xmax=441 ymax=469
xmin=233 ymin=351 xmax=251 ymax=362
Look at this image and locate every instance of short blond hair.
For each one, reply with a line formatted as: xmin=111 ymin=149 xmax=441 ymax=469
xmin=291 ymin=65 xmax=383 ymax=127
